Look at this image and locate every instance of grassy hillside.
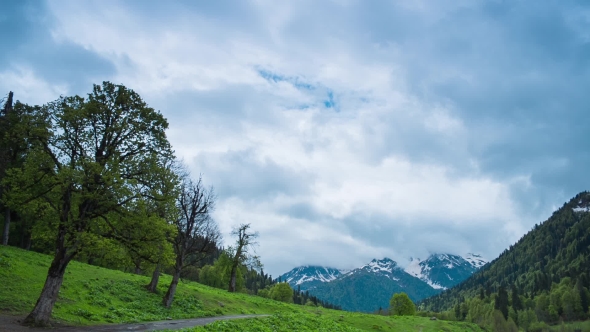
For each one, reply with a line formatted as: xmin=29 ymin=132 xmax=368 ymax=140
xmin=0 ymin=245 xmax=484 ymax=331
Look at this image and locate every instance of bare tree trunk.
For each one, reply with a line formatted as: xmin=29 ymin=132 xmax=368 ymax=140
xmin=1 ymin=208 xmax=9 ymax=245
xmin=134 ymin=258 xmax=142 ymax=275
xmin=146 ymin=263 xmax=160 ymax=293
xmin=229 ymin=263 xmax=238 ymax=292
xmin=23 ymin=234 xmax=31 ymax=250
xmin=20 ymin=221 xmax=32 ymax=250
xmin=163 ymin=269 xmax=180 ymax=308
xmin=22 ymin=246 xmax=72 ymax=326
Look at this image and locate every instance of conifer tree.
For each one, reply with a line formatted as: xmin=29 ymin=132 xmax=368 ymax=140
xmin=495 ymin=285 xmax=509 ymax=319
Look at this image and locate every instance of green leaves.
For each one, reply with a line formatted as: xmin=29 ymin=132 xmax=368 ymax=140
xmin=3 ymin=82 xmax=179 ymax=324
xmin=389 ymin=292 xmax=415 ymax=316
xmin=269 ymin=283 xmax=294 ymax=303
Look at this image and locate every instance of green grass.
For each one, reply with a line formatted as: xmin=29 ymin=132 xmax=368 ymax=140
xmin=176 ymin=312 xmax=486 ymax=332
xmin=0 ymin=246 xmax=484 ymax=331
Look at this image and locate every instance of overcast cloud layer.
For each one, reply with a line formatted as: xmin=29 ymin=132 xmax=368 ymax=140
xmin=2 ymin=0 xmax=590 ymax=276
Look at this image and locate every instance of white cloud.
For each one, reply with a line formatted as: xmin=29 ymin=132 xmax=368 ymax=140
xmin=0 ymin=66 xmax=67 ymax=105
xmin=21 ymin=0 xmax=581 ymax=276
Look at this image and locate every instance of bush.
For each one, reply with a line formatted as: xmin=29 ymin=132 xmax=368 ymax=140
xmin=389 ymin=293 xmax=415 ymax=316
xmin=269 ymin=282 xmax=294 ymax=303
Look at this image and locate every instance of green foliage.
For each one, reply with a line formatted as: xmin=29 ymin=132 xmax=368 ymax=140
xmin=189 ymin=312 xmax=362 ymax=332
xmin=199 ymin=252 xmax=245 ymax=292
xmin=517 ymin=308 xmax=537 ymax=331
xmin=494 ymin=285 xmax=509 ymax=319
xmin=389 ymin=292 xmax=415 ymax=316
xmin=3 ymin=82 xmax=177 ymax=267
xmin=269 ymin=283 xmax=294 ymax=303
xmin=257 ymin=288 xmax=270 ymax=299
xmin=1 ymin=82 xmax=182 ymax=324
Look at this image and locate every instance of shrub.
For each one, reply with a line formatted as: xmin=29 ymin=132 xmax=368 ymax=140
xmin=389 ymin=292 xmax=415 ymax=316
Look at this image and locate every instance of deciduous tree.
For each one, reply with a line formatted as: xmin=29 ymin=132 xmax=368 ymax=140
xmin=162 ymin=175 xmax=220 ymax=308
xmin=227 ymin=223 xmax=260 ymax=292
xmin=3 ymin=82 xmax=175 ymax=326
xmin=389 ymin=292 xmax=415 ymax=316
xmin=270 ymin=282 xmax=294 ymax=303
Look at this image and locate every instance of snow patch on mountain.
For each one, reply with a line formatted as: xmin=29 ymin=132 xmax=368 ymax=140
xmin=573 ymin=199 xmax=590 ymax=213
xmin=280 ymin=266 xmax=343 ymax=289
xmin=403 ymin=253 xmax=488 ymax=290
xmin=405 ymin=257 xmax=423 ymax=279
xmin=405 ymin=258 xmax=446 ymax=289
xmin=362 ymin=258 xmax=397 ymax=274
xmin=463 ymin=253 xmax=487 ymax=268
xmin=425 ymin=280 xmax=445 ymax=290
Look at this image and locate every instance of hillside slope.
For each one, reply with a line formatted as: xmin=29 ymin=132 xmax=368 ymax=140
xmin=421 ymin=191 xmax=590 ymax=311
xmin=0 ymin=246 xmax=484 ymax=331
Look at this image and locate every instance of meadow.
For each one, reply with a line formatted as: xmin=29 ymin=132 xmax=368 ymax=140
xmin=0 ymin=245 xmax=485 ymax=331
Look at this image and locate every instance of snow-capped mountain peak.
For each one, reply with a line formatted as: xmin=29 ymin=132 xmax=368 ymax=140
xmin=361 ymin=257 xmax=398 ymax=274
xmin=403 ymin=253 xmax=488 ymax=290
xmin=278 ymin=266 xmax=343 ymax=291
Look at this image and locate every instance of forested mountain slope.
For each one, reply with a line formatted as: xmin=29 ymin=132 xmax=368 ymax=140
xmin=420 ymin=191 xmax=590 ymax=312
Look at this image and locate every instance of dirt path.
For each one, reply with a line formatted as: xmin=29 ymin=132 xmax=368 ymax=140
xmin=0 ymin=314 xmax=270 ymax=332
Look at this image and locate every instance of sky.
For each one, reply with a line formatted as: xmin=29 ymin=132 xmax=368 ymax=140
xmin=2 ymin=0 xmax=590 ymax=277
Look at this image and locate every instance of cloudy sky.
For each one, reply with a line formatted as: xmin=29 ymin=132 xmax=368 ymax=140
xmin=2 ymin=0 xmax=590 ymax=276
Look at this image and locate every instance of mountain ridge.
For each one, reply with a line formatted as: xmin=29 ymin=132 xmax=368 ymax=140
xmin=278 ymin=253 xmax=487 ymax=312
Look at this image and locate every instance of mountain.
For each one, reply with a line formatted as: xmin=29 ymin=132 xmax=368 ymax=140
xmin=420 ymin=191 xmax=590 ymax=312
xmin=308 ymin=258 xmax=439 ymax=312
xmin=278 ymin=266 xmax=345 ymax=291
xmin=279 ymin=254 xmax=487 ymax=313
xmin=404 ymin=253 xmax=487 ymax=290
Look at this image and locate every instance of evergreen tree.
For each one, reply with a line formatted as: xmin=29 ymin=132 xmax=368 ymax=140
xmin=576 ymin=278 xmax=589 ymax=314
xmin=511 ymin=285 xmax=523 ymax=311
xmin=495 ymin=285 xmax=509 ymax=319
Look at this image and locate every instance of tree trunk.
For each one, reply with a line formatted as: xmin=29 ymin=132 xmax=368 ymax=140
xmin=20 ymin=222 xmax=32 ymax=250
xmin=1 ymin=208 xmax=9 ymax=245
xmin=134 ymin=258 xmax=142 ymax=275
xmin=162 ymin=269 xmax=181 ymax=308
xmin=229 ymin=263 xmax=238 ymax=292
xmin=1 ymin=92 xmax=13 ymax=246
xmin=23 ymin=247 xmax=72 ymax=326
xmin=146 ymin=263 xmax=160 ymax=293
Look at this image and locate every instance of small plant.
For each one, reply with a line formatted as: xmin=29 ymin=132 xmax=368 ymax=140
xmin=71 ymin=308 xmax=95 ymax=320
xmin=0 ymin=257 xmax=12 ymax=269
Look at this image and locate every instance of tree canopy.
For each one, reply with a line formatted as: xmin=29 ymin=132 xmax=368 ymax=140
xmin=390 ymin=292 xmax=416 ymax=316
xmin=2 ymin=82 xmax=177 ymax=326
